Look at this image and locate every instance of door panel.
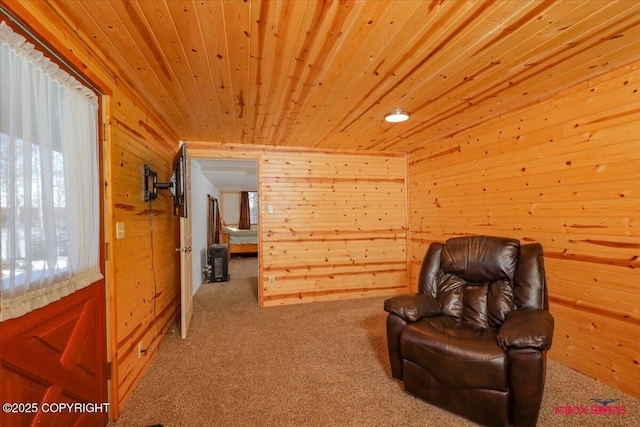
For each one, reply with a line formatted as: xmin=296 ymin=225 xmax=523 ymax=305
xmin=0 ymin=281 xmax=108 ymax=427
xmin=180 ymin=147 xmax=193 ymax=339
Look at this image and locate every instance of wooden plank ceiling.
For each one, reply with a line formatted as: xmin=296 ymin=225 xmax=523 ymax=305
xmin=52 ymin=0 xmax=640 ymax=152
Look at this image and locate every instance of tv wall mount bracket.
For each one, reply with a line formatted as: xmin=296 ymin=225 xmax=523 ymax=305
xmin=143 ymin=164 xmax=172 ymax=202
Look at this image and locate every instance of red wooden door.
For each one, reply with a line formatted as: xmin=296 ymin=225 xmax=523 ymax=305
xmin=0 ymin=10 xmax=108 ymax=427
xmin=0 ymin=279 xmax=108 ymax=427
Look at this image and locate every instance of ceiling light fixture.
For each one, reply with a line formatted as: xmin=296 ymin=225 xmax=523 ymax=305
xmin=384 ymin=109 xmax=409 ymax=123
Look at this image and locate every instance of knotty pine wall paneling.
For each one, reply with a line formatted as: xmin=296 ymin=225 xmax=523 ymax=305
xmin=5 ymin=2 xmax=182 ymax=420
xmin=407 ymin=61 xmax=640 ymax=398
xmin=261 ymin=152 xmax=407 ymax=305
xmin=109 ymin=92 xmax=179 ymax=411
xmin=188 ymin=143 xmax=410 ymax=306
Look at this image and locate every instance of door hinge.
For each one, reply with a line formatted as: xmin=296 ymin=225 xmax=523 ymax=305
xmin=107 ymin=361 xmax=112 ymax=380
xmin=103 ymin=123 xmax=108 ymax=142
xmin=105 ymin=242 xmax=110 ymax=261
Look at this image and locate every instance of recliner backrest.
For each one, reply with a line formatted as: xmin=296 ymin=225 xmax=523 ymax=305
xmin=515 ymin=242 xmax=548 ymax=311
xmin=440 ymin=235 xmax=519 ymax=283
xmin=418 ymin=236 xmax=547 ymax=329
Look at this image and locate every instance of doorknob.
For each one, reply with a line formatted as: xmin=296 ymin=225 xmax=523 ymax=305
xmin=175 ymin=248 xmax=181 ymax=252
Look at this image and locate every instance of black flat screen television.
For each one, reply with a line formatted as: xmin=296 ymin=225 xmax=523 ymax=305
xmin=172 ymin=144 xmax=187 ymax=218
xmin=143 ymin=144 xmax=188 ymax=218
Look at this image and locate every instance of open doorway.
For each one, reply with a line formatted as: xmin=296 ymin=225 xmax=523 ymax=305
xmin=189 ymin=158 xmax=259 ymax=300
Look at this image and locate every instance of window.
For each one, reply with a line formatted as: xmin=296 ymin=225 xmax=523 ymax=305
xmin=0 ymin=141 xmax=68 ymax=286
xmin=0 ymin=21 xmax=102 ymax=321
xmin=248 ymin=191 xmax=259 ymax=225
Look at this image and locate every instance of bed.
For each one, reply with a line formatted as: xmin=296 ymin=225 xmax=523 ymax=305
xmin=220 ymin=226 xmax=258 ymax=255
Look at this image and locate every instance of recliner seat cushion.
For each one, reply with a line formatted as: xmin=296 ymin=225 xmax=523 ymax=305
xmin=400 ymin=316 xmax=508 ymax=392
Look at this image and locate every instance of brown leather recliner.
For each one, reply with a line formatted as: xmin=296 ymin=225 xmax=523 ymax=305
xmin=384 ymin=236 xmax=554 ymax=427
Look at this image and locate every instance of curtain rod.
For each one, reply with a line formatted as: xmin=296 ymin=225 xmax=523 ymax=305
xmin=0 ymin=3 xmax=102 ymax=96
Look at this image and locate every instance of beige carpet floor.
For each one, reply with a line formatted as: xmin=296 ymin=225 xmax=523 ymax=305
xmin=109 ymin=257 xmax=639 ymax=427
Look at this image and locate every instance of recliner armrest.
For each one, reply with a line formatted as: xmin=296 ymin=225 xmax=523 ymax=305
xmin=384 ymin=293 xmax=441 ymax=322
xmin=497 ymin=308 xmax=554 ymax=351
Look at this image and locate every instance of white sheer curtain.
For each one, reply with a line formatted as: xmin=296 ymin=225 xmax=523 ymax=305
xmin=0 ymin=21 xmax=103 ymax=321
